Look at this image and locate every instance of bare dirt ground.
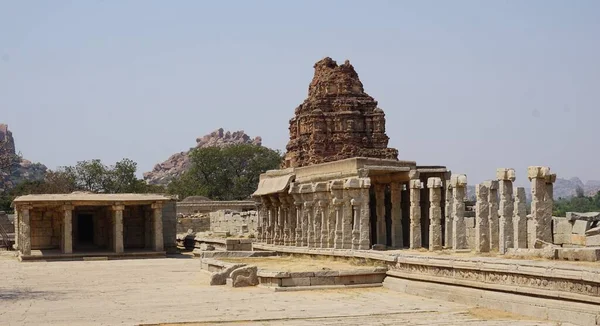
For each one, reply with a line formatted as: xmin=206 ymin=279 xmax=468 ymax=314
xmin=0 ymin=256 xmax=558 ymax=326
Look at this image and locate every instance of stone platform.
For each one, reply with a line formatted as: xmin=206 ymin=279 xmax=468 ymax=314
xmin=253 ymin=243 xmax=600 ymax=325
xmin=19 ymin=249 xmax=166 ymax=262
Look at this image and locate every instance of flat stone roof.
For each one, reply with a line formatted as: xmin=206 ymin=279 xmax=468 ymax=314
xmin=13 ymin=193 xmax=174 ymax=204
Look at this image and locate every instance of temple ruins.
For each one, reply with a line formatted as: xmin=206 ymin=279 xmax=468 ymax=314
xmin=11 ymin=193 xmax=176 ymax=260
xmin=252 ymin=57 xmax=568 ymax=255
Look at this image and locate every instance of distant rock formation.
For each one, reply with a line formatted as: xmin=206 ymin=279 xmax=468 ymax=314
xmin=143 ymin=128 xmax=262 ymax=185
xmin=0 ymin=124 xmax=47 ymax=191
xmin=283 ymin=57 xmax=398 ymax=168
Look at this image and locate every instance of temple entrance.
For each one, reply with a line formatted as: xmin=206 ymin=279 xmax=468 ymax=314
xmin=77 ymin=214 xmax=94 ymax=244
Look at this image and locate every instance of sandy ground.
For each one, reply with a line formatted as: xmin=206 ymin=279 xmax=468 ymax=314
xmin=0 ymin=256 xmax=557 ymax=326
xmin=219 ymin=255 xmax=383 ymax=272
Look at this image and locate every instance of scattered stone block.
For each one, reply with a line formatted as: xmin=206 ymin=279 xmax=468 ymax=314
xmin=566 ymin=212 xmax=600 ymax=222
xmin=209 ymin=263 xmax=246 ymax=285
xmin=556 ymin=248 xmax=600 ymax=261
xmin=585 ymin=225 xmax=600 ymax=236
xmin=585 ymin=234 xmax=600 ymax=247
xmin=572 ymin=220 xmax=592 ymax=235
xmin=229 ymin=265 xmax=258 ymax=287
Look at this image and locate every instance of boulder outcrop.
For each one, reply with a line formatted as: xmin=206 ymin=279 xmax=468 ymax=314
xmin=0 ymin=124 xmax=47 ymax=191
xmin=144 ymin=128 xmax=262 ymax=185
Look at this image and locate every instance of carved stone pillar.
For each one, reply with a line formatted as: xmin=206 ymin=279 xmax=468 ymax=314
xmin=327 ymin=197 xmax=335 ymax=248
xmin=475 ymin=183 xmax=490 ymax=253
xmin=451 ymin=174 xmax=467 ymax=250
xmin=390 ymin=182 xmax=403 ymax=249
xmin=20 ymin=205 xmax=32 ymax=256
xmin=285 ymin=196 xmax=295 ymax=246
xmin=342 ymin=189 xmax=353 ymax=249
xmin=497 ymin=168 xmax=515 ymax=254
xmin=487 ymin=180 xmax=499 ymax=251
xmin=374 ymin=184 xmax=386 ymax=245
xmin=427 ymin=178 xmax=443 ymax=251
xmin=151 ymin=202 xmax=164 ymax=251
xmin=513 ymin=187 xmax=528 ymax=248
xmin=350 ymin=190 xmax=361 ymax=250
xmin=528 ymin=166 xmax=553 ymax=246
xmin=281 ymin=198 xmax=289 ymax=246
xmin=300 ymin=186 xmax=314 ymax=247
xmin=313 ymin=184 xmax=329 ymax=248
xmin=331 ymin=181 xmax=344 ymax=249
xmin=359 ymin=185 xmax=371 ymax=250
xmin=255 ymin=201 xmax=263 ymax=243
xmin=112 ymin=204 xmax=125 ymax=253
xmin=444 ymin=182 xmax=453 ymax=249
xmin=62 ymin=204 xmax=74 ymax=254
xmin=292 ymin=194 xmax=303 ymax=247
xmin=409 ymin=179 xmax=422 ymax=249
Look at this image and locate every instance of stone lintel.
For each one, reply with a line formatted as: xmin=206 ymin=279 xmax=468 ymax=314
xmin=111 ymin=204 xmax=125 ymax=211
xmin=527 ymin=166 xmax=551 ymax=180
xmin=450 ymin=174 xmax=467 ymax=188
xmin=496 ymin=168 xmax=516 ymax=181
xmin=427 ymin=177 xmax=442 ymax=188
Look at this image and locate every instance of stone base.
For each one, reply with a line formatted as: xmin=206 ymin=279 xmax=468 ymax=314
xmin=383 ymin=276 xmax=600 ymax=326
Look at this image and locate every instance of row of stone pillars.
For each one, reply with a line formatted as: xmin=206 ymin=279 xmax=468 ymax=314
xmin=473 ymin=167 xmax=555 ymax=253
xmin=16 ymin=202 xmax=165 ymax=256
xmin=255 ymin=178 xmax=372 ymax=250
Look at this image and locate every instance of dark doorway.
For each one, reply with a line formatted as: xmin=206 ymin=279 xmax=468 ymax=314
xmin=77 ymin=214 xmax=94 ymax=244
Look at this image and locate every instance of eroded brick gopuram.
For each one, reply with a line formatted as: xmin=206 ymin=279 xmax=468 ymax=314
xmin=283 ymin=57 xmax=398 ymax=169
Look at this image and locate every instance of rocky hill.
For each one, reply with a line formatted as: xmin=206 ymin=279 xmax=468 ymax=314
xmin=143 ymin=128 xmax=262 ymax=185
xmin=0 ymin=124 xmax=47 ymax=191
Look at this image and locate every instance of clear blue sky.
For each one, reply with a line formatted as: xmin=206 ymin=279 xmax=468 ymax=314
xmin=1 ymin=1 xmax=598 ymax=186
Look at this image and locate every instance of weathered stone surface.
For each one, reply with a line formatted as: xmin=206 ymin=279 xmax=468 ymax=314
xmin=572 ymin=220 xmax=592 ymax=235
xmin=566 ymin=212 xmax=600 ymax=222
xmin=428 ymin=177 xmax=442 ymax=251
xmin=209 ymin=263 xmax=246 ymax=286
xmin=0 ymin=124 xmax=47 ymax=191
xmin=282 ymin=57 xmax=398 ymax=168
xmin=409 ymin=179 xmax=422 ymax=249
xmin=513 ymin=187 xmax=528 ymax=249
xmin=497 ymin=176 xmax=514 ymax=254
xmin=451 ymin=174 xmax=467 ymax=250
xmin=229 ymin=265 xmax=259 ymax=287
xmin=475 ymin=183 xmax=490 ymax=253
xmin=144 ymin=128 xmax=262 ymax=185
xmin=585 ymin=226 xmax=600 ymax=236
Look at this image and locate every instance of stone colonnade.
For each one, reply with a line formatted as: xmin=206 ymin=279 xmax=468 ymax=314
xmin=473 ymin=166 xmax=556 ymax=253
xmin=15 ymin=202 xmax=165 ymax=256
xmin=256 ymin=177 xmax=371 ymax=250
xmin=256 ymin=173 xmax=465 ymax=252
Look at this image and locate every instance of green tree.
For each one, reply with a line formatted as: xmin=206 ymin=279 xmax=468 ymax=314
xmin=168 ymin=144 xmax=282 ymax=200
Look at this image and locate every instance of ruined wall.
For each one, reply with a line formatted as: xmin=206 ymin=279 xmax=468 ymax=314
xmin=209 ymin=210 xmax=258 ymax=236
xmin=30 ymin=207 xmax=62 ymax=250
xmin=162 ymin=201 xmax=177 ymax=252
xmin=177 ymin=215 xmax=210 ymax=233
xmin=124 ymin=205 xmax=145 ymax=249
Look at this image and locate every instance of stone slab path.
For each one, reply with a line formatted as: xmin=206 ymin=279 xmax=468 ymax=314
xmin=0 ymin=256 xmax=557 ymax=326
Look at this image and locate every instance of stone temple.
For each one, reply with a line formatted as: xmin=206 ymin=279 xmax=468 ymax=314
xmin=283 ymin=57 xmax=398 ymax=168
xmin=255 ymin=57 xmax=450 ymax=250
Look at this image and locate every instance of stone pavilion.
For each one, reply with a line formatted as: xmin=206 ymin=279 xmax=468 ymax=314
xmin=12 ymin=192 xmax=176 ymax=260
